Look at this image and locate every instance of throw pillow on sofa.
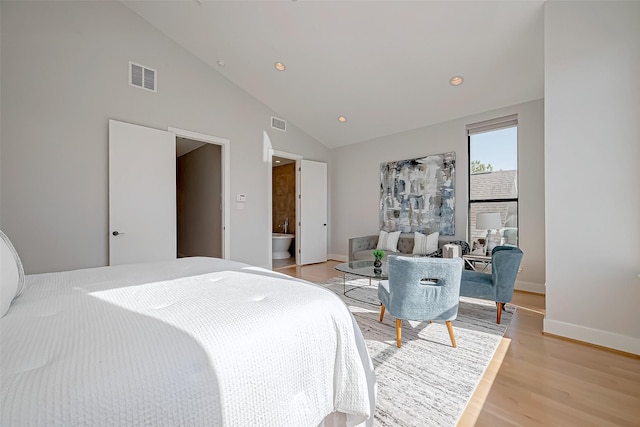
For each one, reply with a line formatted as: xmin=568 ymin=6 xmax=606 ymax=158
xmin=412 ymin=231 xmax=439 ymax=256
xmin=377 ymin=230 xmax=401 ymax=252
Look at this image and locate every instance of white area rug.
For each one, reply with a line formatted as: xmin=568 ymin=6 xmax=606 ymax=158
xmin=317 ymin=275 xmax=514 ymax=427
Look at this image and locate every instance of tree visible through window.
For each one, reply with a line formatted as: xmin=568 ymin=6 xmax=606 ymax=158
xmin=470 ymin=160 xmax=493 ymax=173
xmin=467 ymin=118 xmax=518 ymax=253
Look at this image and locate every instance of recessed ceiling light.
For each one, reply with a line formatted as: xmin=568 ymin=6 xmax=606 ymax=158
xmin=275 ymin=160 xmax=281 ymax=163
xmin=274 ymin=62 xmax=286 ymax=71
xmin=216 ymin=60 xmax=225 ymax=67
xmin=450 ymin=76 xmax=463 ymax=86
xmin=338 ymin=116 xmax=347 ymax=123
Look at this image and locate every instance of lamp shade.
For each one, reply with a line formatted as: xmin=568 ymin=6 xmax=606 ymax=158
xmin=476 ymin=212 xmax=501 ymax=230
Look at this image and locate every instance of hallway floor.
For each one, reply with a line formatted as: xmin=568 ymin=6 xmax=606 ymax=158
xmin=272 ymin=257 xmax=295 ymax=269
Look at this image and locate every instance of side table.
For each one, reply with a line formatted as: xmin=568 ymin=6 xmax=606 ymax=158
xmin=462 ymin=254 xmax=492 ymax=272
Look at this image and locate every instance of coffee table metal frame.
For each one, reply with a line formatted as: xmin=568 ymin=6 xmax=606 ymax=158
xmin=334 ymin=260 xmax=387 ymax=306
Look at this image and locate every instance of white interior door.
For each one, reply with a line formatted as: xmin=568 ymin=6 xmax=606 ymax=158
xmin=300 ymin=160 xmax=327 ymax=265
xmin=109 ymin=120 xmax=176 ymax=265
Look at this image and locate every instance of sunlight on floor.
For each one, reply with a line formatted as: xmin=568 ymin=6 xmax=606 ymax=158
xmin=457 ymin=337 xmax=512 ymax=426
xmin=513 ymin=305 xmax=546 ymax=316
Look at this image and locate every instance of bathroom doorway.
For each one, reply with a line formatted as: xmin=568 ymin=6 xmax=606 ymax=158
xmin=271 ymin=155 xmax=298 ymax=269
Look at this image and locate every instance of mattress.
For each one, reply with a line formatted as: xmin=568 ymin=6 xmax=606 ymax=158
xmin=0 ymin=257 xmax=375 ymax=426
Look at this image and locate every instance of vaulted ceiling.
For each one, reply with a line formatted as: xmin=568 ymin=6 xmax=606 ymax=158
xmin=124 ymin=1 xmax=544 ymax=148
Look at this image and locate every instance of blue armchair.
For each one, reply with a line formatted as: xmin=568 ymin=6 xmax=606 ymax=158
xmin=460 ymin=246 xmax=524 ymax=324
xmin=378 ymin=256 xmax=463 ymax=348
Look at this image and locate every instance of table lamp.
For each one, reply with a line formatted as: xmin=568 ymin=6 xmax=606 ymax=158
xmin=476 ymin=212 xmax=502 ymax=255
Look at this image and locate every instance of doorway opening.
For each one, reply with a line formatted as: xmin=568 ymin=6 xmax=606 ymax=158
xmin=269 ymin=150 xmax=302 ymax=270
xmin=176 ymin=138 xmax=222 ymax=258
xmin=170 ymin=127 xmax=230 ymax=260
xmin=272 ymin=156 xmax=297 ymax=269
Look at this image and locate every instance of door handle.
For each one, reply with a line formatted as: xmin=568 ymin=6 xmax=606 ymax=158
xmin=112 ymin=231 xmax=125 ymax=236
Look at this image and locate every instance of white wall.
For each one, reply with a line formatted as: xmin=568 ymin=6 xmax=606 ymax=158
xmin=0 ymin=3 xmax=3 ymax=226
xmin=0 ymin=1 xmax=329 ymax=273
xmin=544 ymin=1 xmax=640 ymax=354
xmin=330 ymin=99 xmax=545 ymax=292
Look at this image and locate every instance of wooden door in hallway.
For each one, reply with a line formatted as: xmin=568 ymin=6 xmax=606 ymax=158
xmin=299 ymin=160 xmax=327 ymax=265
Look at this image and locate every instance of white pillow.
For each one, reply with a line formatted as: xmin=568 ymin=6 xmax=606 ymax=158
xmin=0 ymin=230 xmax=25 ymax=318
xmin=412 ymin=231 xmax=440 ymax=255
xmin=377 ymin=230 xmax=401 ymax=252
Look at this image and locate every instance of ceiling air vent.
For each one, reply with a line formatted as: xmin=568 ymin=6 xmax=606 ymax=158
xmin=129 ymin=62 xmax=157 ymax=92
xmin=271 ymin=117 xmax=287 ymax=132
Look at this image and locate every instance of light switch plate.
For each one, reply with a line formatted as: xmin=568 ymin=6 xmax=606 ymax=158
xmin=236 ymin=194 xmax=247 ymax=202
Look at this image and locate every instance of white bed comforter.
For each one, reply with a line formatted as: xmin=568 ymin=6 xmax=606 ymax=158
xmin=0 ymin=257 xmax=375 ymax=426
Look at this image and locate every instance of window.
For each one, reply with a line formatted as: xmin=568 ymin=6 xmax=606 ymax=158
xmin=467 ymin=115 xmax=518 ymax=251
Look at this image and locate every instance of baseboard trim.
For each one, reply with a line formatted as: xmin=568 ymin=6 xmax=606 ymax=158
xmin=515 ymin=279 xmax=545 ymax=295
xmin=329 ymin=254 xmax=347 ymax=262
xmin=541 ymin=331 xmax=640 ymax=359
xmin=543 ymin=318 xmax=640 ymax=356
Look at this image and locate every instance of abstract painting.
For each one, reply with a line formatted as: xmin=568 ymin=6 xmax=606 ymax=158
xmin=380 ymin=152 xmax=455 ymax=235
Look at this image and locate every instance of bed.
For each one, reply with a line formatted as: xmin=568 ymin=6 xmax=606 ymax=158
xmin=0 ymin=231 xmax=376 ymax=426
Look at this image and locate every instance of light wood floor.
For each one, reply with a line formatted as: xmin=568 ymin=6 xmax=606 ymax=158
xmin=276 ymin=260 xmax=640 ymax=427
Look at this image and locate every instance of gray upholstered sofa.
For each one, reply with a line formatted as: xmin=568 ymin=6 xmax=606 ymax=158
xmin=348 ymin=233 xmax=471 ymax=262
xmin=349 ymin=233 xmax=416 ymax=261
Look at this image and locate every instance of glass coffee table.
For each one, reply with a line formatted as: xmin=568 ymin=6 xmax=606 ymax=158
xmin=334 ymin=260 xmax=388 ymax=305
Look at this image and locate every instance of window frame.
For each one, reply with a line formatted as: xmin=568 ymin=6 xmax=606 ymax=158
xmin=467 ymin=115 xmax=519 ymax=248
